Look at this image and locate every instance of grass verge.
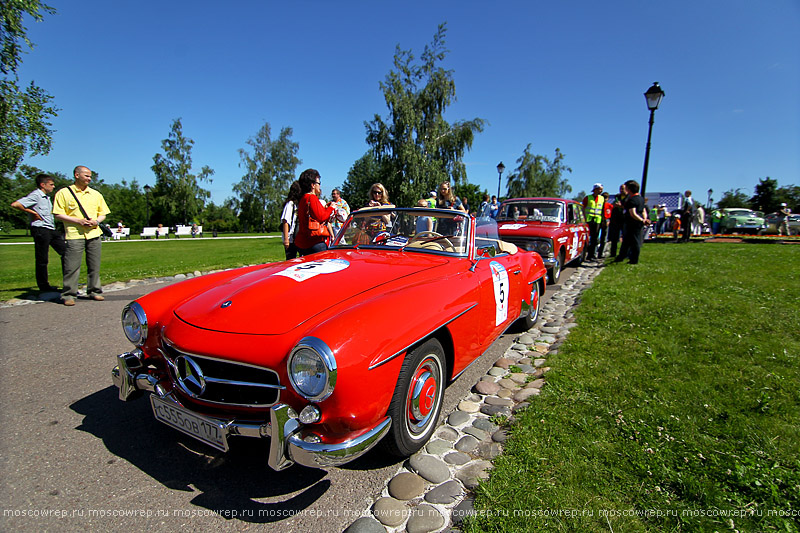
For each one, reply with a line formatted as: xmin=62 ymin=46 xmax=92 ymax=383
xmin=0 ymin=237 xmax=285 ymax=301
xmin=464 ymin=242 xmax=800 ymax=532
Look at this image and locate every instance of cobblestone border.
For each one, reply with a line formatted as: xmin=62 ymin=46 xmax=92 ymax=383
xmin=0 ymin=268 xmax=239 ymax=308
xmin=344 ymin=263 xmax=604 ymax=533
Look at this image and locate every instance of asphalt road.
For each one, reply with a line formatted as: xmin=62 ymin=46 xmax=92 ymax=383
xmin=0 ymin=266 xmax=574 ymax=532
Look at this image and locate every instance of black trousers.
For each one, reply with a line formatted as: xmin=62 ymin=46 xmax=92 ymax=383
xmin=623 ymin=225 xmax=644 ymax=264
xmin=30 ymin=226 xmax=66 ymax=290
xmin=587 ymin=220 xmax=601 ymax=259
xmin=608 ymin=223 xmax=622 ymax=257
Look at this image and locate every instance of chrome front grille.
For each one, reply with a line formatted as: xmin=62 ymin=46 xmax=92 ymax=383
xmin=161 ymin=341 xmax=283 ymax=408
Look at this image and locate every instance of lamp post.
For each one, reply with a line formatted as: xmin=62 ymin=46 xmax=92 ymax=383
xmin=143 ymin=184 xmax=151 ymax=226
xmin=496 ymin=161 xmax=505 ymax=200
xmin=707 ymin=188 xmax=713 ymax=210
xmin=640 ymin=82 xmax=665 ymax=200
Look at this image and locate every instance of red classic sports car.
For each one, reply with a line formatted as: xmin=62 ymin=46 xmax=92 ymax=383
xmin=112 ymin=208 xmax=547 ymax=470
xmin=496 ymin=198 xmax=589 ymax=284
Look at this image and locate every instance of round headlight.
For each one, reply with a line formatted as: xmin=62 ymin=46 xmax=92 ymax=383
xmin=122 ymin=302 xmax=148 ymax=346
xmin=288 ymin=337 xmax=336 ymax=401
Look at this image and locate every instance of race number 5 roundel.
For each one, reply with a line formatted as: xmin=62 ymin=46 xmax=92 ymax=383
xmin=275 ymin=259 xmax=350 ymax=282
xmin=489 ymin=261 xmax=509 ymax=326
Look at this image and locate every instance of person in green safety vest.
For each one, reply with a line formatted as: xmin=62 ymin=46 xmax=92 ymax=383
xmin=710 ymin=207 xmax=723 ymax=235
xmin=582 ymin=183 xmax=604 ymax=260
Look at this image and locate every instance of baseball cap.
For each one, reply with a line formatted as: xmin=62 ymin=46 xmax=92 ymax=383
xmin=592 ymin=183 xmax=603 ymax=190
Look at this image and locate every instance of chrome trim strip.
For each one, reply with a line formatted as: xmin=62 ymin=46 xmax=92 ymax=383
xmin=203 ymin=376 xmax=283 ymax=389
xmin=368 ymin=303 xmax=479 ymax=370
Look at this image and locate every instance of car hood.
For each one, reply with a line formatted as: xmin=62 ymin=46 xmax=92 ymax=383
xmin=498 ymin=221 xmax=561 ymax=238
xmin=173 ymin=250 xmax=448 ymax=335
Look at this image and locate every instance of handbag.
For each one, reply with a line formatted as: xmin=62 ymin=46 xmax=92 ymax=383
xmin=307 ymin=198 xmax=330 ymax=238
xmin=65 ymin=187 xmax=113 ymax=238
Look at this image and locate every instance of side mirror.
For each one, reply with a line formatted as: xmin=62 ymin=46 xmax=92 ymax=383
xmin=478 ymin=246 xmax=497 ymax=258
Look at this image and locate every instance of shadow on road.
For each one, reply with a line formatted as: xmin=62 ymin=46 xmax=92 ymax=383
xmin=70 ymin=386 xmax=331 ymax=523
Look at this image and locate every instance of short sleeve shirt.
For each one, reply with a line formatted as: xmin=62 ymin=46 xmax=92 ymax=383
xmin=16 ymin=189 xmax=56 ymax=229
xmin=280 ymin=200 xmax=297 ymax=243
xmin=624 ymin=195 xmax=646 ymax=230
xmin=53 ymin=185 xmax=111 ymax=240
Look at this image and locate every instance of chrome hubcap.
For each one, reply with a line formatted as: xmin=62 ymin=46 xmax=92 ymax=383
xmin=406 ymin=357 xmax=441 ymax=436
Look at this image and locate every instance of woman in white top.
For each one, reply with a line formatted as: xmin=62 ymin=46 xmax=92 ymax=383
xmin=280 ymin=181 xmax=302 ymax=259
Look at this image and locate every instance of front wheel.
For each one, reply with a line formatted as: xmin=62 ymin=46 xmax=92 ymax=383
xmin=384 ymin=339 xmax=446 ymax=457
xmin=548 ymin=250 xmax=564 ymax=284
xmin=517 ymin=279 xmax=542 ymax=330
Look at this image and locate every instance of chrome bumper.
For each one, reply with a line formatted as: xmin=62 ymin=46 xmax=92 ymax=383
xmin=541 ymin=257 xmax=558 ymax=268
xmin=112 ymin=350 xmax=391 ymax=471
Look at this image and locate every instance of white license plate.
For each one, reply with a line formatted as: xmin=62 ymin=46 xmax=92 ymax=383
xmin=150 ymin=396 xmax=228 ymax=451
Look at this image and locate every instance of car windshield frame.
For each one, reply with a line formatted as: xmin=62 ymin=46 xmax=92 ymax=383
xmin=497 ymin=200 xmax=565 ymax=223
xmin=332 ymin=207 xmax=483 ymax=257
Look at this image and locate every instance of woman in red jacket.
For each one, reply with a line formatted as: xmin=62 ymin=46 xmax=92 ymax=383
xmin=294 ymin=168 xmax=335 ymax=256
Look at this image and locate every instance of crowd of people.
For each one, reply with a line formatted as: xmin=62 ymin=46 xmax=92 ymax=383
xmin=279 ymin=168 xmax=483 ymax=259
xmin=12 ymin=165 xmax=794 ymax=302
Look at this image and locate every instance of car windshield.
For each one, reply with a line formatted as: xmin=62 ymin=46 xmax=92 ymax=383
xmin=498 ymin=200 xmax=564 ymax=223
xmin=333 ymin=208 xmax=474 ymax=256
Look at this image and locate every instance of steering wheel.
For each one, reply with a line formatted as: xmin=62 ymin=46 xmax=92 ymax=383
xmin=408 ymin=231 xmax=455 ymax=252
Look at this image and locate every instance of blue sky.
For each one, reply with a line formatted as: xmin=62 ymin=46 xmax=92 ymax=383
xmin=20 ymin=1 xmax=799 ymax=207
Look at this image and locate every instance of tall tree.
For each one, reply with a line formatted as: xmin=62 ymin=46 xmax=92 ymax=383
xmin=365 ymin=23 xmax=485 ymax=208
xmin=717 ymin=188 xmax=750 ymax=209
xmin=150 ymin=118 xmax=213 ymax=226
xmin=341 ymin=151 xmax=381 ymax=208
xmin=775 ymin=185 xmax=800 ymax=212
xmin=505 ymin=145 xmax=572 ymax=199
xmin=749 ymin=177 xmax=778 ymax=213
xmin=232 ymin=122 xmax=300 ymax=232
xmin=0 ymin=1 xmax=58 ymax=177
xmin=202 ymin=199 xmax=240 ymax=233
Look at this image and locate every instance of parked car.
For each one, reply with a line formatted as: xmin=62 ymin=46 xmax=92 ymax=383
xmin=761 ymin=212 xmax=800 ymax=235
xmin=112 ymin=208 xmax=547 ymax=471
xmin=495 ymin=198 xmax=589 ymax=284
xmin=719 ymin=208 xmax=766 ymax=234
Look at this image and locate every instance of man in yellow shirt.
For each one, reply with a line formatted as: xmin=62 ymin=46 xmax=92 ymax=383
xmin=52 ymin=166 xmax=110 ymax=306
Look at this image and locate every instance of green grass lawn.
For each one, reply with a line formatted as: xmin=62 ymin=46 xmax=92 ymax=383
xmin=465 ymin=243 xmax=800 ymax=532
xmin=0 ymin=236 xmax=286 ymax=301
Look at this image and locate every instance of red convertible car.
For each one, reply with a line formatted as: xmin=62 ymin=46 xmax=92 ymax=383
xmin=496 ymin=198 xmax=589 ymax=284
xmin=112 ymin=208 xmax=547 ymax=470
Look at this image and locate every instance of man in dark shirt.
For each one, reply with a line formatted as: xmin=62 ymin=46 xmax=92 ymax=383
xmin=614 ymin=179 xmax=647 ymax=264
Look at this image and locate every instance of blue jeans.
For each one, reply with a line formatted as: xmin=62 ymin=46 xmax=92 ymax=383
xmin=298 ymin=241 xmax=327 ymax=257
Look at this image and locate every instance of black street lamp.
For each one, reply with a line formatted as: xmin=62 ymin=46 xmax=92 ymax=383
xmin=640 ymin=82 xmax=665 ymax=200
xmin=496 ymin=161 xmax=505 ymax=199
xmin=143 ymin=184 xmax=152 ymax=226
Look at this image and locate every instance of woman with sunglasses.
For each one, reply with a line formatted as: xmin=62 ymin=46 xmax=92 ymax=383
xmin=295 ymin=168 xmax=335 ymax=256
xmin=366 ymin=183 xmax=395 ymax=209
